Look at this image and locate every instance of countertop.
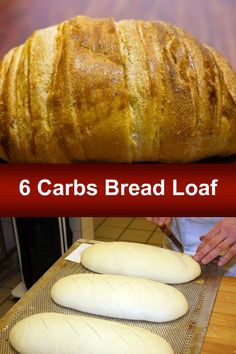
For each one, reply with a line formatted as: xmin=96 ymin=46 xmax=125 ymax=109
xmin=202 ymin=276 xmax=236 ymax=354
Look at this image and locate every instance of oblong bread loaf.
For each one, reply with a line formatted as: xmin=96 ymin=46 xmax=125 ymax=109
xmin=9 ymin=313 xmax=174 ymax=354
xmin=81 ymin=242 xmax=201 ymax=284
xmin=51 ymin=274 xmax=188 ymax=322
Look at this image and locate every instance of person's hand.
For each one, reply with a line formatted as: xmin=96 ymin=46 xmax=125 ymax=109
xmin=146 ymin=217 xmax=171 ymax=226
xmin=194 ymin=218 xmax=236 ymax=266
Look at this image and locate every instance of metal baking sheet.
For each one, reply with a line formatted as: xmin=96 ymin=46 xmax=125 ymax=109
xmin=0 ymin=240 xmax=223 ymax=354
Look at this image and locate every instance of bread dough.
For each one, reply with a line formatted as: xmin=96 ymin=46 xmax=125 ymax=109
xmin=9 ymin=313 xmax=174 ymax=354
xmin=81 ymin=242 xmax=201 ymax=283
xmin=51 ymin=274 xmax=188 ymax=322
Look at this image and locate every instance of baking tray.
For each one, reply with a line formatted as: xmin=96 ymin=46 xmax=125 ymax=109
xmin=0 ymin=240 xmax=223 ymax=354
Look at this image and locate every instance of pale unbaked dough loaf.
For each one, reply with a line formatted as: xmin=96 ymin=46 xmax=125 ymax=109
xmin=81 ymin=242 xmax=201 ymax=284
xmin=51 ymin=274 xmax=188 ymax=322
xmin=9 ymin=313 xmax=174 ymax=354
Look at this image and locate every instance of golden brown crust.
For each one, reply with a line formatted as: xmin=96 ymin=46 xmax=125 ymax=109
xmin=28 ymin=26 xmax=63 ymax=163
xmin=150 ymin=21 xmax=198 ymax=162
xmin=0 ymin=48 xmax=16 ymax=161
xmin=50 ymin=16 xmax=132 ymax=162
xmin=0 ymin=16 xmax=236 ymax=162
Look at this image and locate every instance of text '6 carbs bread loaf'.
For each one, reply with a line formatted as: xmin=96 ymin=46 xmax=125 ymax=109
xmin=81 ymin=241 xmax=201 ymax=283
xmin=0 ymin=16 xmax=236 ymax=163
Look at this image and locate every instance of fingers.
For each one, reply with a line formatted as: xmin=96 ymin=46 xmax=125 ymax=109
xmin=198 ymin=223 xmax=222 ymax=243
xmin=195 ymin=222 xmax=236 ymax=265
xmin=158 ymin=217 xmax=171 ymax=225
xmin=200 ymin=237 xmax=233 ymax=264
xmin=218 ymin=244 xmax=236 ymax=266
xmin=195 ymin=229 xmax=225 ymax=261
xmin=145 ymin=217 xmax=171 ymax=226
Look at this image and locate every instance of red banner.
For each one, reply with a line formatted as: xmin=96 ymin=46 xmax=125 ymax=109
xmin=0 ymin=164 xmax=235 ymax=216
